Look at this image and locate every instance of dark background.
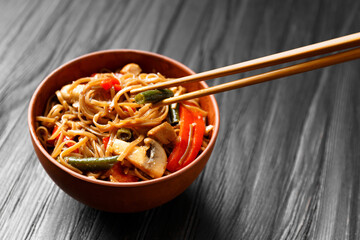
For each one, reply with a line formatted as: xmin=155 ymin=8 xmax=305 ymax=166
xmin=1 ymin=0 xmax=360 ymax=239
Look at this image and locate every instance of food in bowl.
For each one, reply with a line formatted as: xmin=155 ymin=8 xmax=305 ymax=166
xmin=35 ymin=63 xmax=213 ymax=182
xmin=28 ymin=49 xmax=219 ymax=212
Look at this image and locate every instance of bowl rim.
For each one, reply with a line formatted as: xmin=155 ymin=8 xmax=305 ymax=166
xmin=28 ymin=49 xmax=220 ymax=188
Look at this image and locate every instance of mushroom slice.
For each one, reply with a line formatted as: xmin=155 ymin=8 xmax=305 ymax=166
xmin=112 ymin=139 xmax=148 ymax=164
xmin=112 ymin=138 xmax=167 ymax=179
xmin=142 ymin=138 xmax=167 ymax=178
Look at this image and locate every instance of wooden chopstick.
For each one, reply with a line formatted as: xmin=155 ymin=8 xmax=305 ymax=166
xmin=131 ymin=32 xmax=360 ymax=94
xmin=152 ymin=46 xmax=360 ymax=107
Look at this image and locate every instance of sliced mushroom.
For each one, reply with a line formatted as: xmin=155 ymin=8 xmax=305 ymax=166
xmin=112 ymin=138 xmax=167 ymax=178
xmin=142 ymin=138 xmax=167 ymax=178
xmin=147 ymin=122 xmax=177 ymax=145
xmin=120 ymin=63 xmax=142 ymax=75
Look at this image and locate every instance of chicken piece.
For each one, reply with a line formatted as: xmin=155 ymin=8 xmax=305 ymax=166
xmin=147 ymin=122 xmax=177 ymax=145
xmin=120 ymin=63 xmax=142 ymax=75
xmin=59 ymin=84 xmax=85 ymax=103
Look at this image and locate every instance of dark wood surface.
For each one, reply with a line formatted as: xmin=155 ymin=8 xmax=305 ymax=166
xmin=1 ymin=0 xmax=360 ymax=239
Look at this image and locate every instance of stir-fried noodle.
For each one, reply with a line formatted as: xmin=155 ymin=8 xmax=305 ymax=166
xmin=36 ymin=63 xmax=212 ymax=182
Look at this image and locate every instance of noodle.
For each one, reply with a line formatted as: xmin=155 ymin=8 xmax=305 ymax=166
xmin=36 ymin=63 xmax=212 ymax=182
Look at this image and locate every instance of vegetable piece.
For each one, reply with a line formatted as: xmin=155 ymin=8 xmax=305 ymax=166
xmin=111 ymin=77 xmax=122 ymax=91
xmin=169 ymin=103 xmax=180 ymax=126
xmin=142 ymin=138 xmax=168 ymax=178
xmin=65 ymin=155 xmax=119 ymax=172
xmin=134 ymin=89 xmax=174 ymax=104
xmin=100 ymin=78 xmax=113 ymax=91
xmin=63 ymin=136 xmax=75 ymax=146
xmin=147 ymin=122 xmax=177 ymax=145
xmin=113 ymin=83 xmax=122 ymax=91
xmin=112 ymin=138 xmax=167 ymax=178
xmin=122 ymin=106 xmax=136 ymax=113
xmin=166 ymin=105 xmax=194 ymax=172
xmin=48 ymin=126 xmax=78 ymax=153
xmin=112 ymin=139 xmax=149 ymax=163
xmin=166 ymin=104 xmax=205 ymax=172
xmin=116 ymin=128 xmax=132 ymax=141
xmin=103 ymin=137 xmax=110 ymax=149
xmin=47 ymin=126 xmax=58 ymax=145
xmin=100 ymin=77 xmax=122 ymax=91
xmin=110 ymin=162 xmax=139 ymax=182
xmin=181 ymin=111 xmax=205 ymax=167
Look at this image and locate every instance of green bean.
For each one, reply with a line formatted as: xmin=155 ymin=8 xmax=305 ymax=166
xmin=116 ymin=128 xmax=132 ymax=141
xmin=134 ymin=89 xmax=174 ymax=104
xmin=64 ymin=155 xmax=119 ymax=172
xmin=169 ymin=103 xmax=180 ymax=126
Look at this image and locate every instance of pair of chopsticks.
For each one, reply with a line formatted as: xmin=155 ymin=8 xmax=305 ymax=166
xmin=131 ymin=32 xmax=360 ymax=106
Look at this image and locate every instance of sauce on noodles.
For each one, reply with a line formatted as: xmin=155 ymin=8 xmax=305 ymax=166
xmin=36 ymin=63 xmax=212 ymax=182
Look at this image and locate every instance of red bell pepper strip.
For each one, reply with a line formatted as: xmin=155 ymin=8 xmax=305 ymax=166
xmin=166 ymin=104 xmax=205 ymax=172
xmin=63 ymin=137 xmax=79 ymax=153
xmin=47 ymin=129 xmax=57 ymax=146
xmin=122 ymin=106 xmax=136 ymax=113
xmin=47 ymin=126 xmax=79 ymax=153
xmin=47 ymin=125 xmax=62 ymax=145
xmin=103 ymin=137 xmax=110 ymax=149
xmin=113 ymin=83 xmax=122 ymax=91
xmin=100 ymin=78 xmax=113 ymax=90
xmin=181 ymin=111 xmax=205 ymax=168
xmin=110 ymin=162 xmax=139 ymax=182
xmin=100 ymin=77 xmax=122 ymax=91
xmin=166 ymin=105 xmax=194 ymax=171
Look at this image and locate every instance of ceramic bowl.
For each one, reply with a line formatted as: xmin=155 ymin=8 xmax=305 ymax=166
xmin=28 ymin=49 xmax=220 ymax=212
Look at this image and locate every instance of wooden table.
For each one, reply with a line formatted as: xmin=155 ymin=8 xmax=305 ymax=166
xmin=1 ymin=0 xmax=360 ymax=239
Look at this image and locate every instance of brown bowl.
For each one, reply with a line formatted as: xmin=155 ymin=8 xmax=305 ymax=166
xmin=28 ymin=49 xmax=220 ymax=212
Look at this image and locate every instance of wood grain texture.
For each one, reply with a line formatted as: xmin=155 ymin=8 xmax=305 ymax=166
xmin=0 ymin=0 xmax=360 ymax=239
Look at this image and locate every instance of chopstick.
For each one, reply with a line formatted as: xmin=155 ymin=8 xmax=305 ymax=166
xmin=131 ymin=32 xmax=360 ymax=95
xmin=151 ymin=46 xmax=360 ymax=107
